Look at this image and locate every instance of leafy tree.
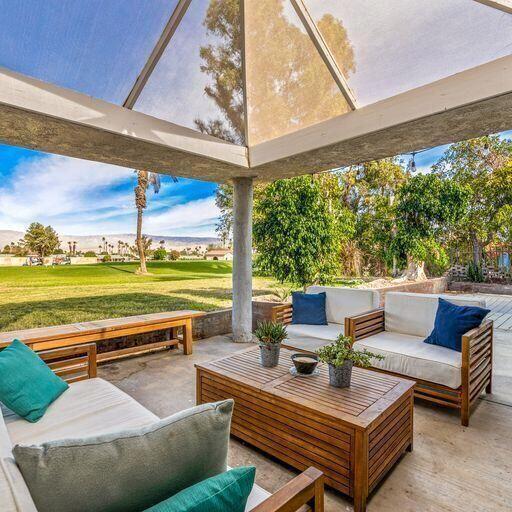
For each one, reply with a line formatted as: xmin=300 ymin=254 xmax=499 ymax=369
xmin=153 ymin=248 xmax=168 ymax=261
xmin=2 ymin=244 xmax=10 ymax=254
xmin=432 ymin=135 xmax=512 ymax=264
xmin=215 ymin=184 xmax=234 ymax=245
xmin=169 ymin=250 xmax=180 ymax=261
xmin=84 ymin=251 xmax=97 ymax=257
xmin=340 ymin=158 xmax=408 ymax=276
xmin=392 ymin=174 xmax=470 ymax=280
xmin=253 ymin=175 xmax=354 ymax=290
xmin=23 ymin=223 xmax=60 ymax=257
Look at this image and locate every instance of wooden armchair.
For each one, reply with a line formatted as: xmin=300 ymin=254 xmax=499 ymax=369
xmin=253 ymin=467 xmax=324 ymax=512
xmin=38 ymin=343 xmax=97 ymax=382
xmin=271 ymin=303 xmax=293 ymax=325
xmin=346 ymin=309 xmax=493 ymax=426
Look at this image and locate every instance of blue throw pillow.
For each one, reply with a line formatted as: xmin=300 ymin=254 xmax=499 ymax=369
xmin=144 ymin=466 xmax=256 ymax=512
xmin=0 ymin=339 xmax=69 ymax=422
xmin=424 ymin=298 xmax=490 ymax=352
xmin=292 ymin=292 xmax=327 ymax=325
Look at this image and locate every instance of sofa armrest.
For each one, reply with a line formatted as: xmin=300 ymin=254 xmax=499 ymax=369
xmin=251 ymin=467 xmax=324 ymax=512
xmin=345 ymin=308 xmax=385 ymax=342
xmin=38 ymin=343 xmax=97 ymax=383
xmin=271 ymin=304 xmax=293 ymax=325
xmin=461 ymin=319 xmax=493 ymax=410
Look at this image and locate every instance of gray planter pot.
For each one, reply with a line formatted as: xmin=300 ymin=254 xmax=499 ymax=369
xmin=328 ymin=361 xmax=353 ymax=388
xmin=259 ymin=342 xmax=281 ymax=368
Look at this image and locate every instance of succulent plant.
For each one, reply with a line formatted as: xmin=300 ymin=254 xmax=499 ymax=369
xmin=254 ymin=321 xmax=288 ymax=345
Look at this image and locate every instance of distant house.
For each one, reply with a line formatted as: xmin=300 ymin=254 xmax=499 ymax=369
xmin=205 ymin=249 xmax=233 ymax=261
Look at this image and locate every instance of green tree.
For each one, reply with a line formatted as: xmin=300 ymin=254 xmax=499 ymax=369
xmin=253 ymin=175 xmax=354 ymax=290
xmin=433 ymin=135 xmax=512 ymax=264
xmin=153 ymin=247 xmax=168 ymax=261
xmin=83 ymin=251 xmax=97 ymax=257
xmin=340 ymin=158 xmax=408 ymax=276
xmin=23 ymin=223 xmax=60 ymax=257
xmin=392 ymin=174 xmax=470 ymax=280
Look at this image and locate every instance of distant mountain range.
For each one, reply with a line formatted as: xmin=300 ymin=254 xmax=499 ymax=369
xmin=0 ymin=230 xmax=219 ymax=252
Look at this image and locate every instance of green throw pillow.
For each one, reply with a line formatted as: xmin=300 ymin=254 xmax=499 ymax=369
xmin=144 ymin=467 xmax=256 ymax=512
xmin=0 ymin=339 xmax=68 ymax=422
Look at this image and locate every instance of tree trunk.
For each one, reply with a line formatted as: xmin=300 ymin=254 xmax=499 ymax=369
xmin=135 ymin=171 xmax=149 ymax=275
xmin=402 ymin=255 xmax=427 ymax=281
xmin=472 ymin=235 xmax=481 ymax=266
xmin=136 ymin=206 xmax=147 ymax=274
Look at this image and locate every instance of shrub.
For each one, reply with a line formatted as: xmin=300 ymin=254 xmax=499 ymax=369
xmin=153 ymin=248 xmax=168 ymax=260
xmin=317 ymin=335 xmax=383 ymax=368
xmin=102 ymin=254 xmax=112 ymax=262
xmin=169 ymin=250 xmax=180 ymax=261
xmin=467 ymin=261 xmax=484 ymax=282
xmin=84 ymin=251 xmax=97 ymax=257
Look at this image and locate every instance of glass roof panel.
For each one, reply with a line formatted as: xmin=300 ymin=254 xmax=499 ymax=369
xmin=305 ymin=0 xmax=512 ymax=107
xmin=0 ymin=0 xmax=176 ymax=104
xmin=134 ymin=0 xmax=245 ymax=145
xmin=245 ymin=0 xmax=351 ymax=145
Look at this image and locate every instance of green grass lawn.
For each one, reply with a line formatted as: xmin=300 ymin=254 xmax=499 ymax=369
xmin=0 ymin=261 xmax=275 ymax=331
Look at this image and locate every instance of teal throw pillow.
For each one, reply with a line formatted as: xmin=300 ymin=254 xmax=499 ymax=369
xmin=0 ymin=339 xmax=68 ymax=422
xmin=144 ymin=466 xmax=256 ymax=512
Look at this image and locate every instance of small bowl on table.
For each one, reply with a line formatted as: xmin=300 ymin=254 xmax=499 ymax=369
xmin=291 ymin=353 xmax=319 ymax=376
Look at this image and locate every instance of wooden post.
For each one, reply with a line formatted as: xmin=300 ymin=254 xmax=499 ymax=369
xmin=182 ymin=318 xmax=193 ymax=355
xmin=353 ymin=430 xmax=369 ymax=512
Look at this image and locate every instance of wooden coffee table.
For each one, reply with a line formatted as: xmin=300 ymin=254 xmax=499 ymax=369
xmin=196 ymin=346 xmax=414 ymax=512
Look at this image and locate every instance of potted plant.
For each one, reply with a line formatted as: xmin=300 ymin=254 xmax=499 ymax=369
xmin=254 ymin=321 xmax=288 ymax=368
xmin=316 ymin=335 xmax=384 ymax=388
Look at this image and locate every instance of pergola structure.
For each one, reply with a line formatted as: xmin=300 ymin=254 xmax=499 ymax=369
xmin=0 ymin=0 xmax=511 ymax=341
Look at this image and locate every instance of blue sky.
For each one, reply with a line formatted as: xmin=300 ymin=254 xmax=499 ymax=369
xmin=0 ymin=1 xmax=510 ymax=236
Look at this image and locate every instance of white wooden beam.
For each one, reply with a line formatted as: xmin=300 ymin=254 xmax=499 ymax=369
xmin=124 ymin=0 xmax=192 ymax=109
xmin=290 ymin=0 xmax=358 ymax=109
xmin=473 ymin=0 xmax=512 ymax=15
xmin=249 ymin=54 xmax=512 ymax=171
xmin=0 ymin=66 xmax=249 ymax=181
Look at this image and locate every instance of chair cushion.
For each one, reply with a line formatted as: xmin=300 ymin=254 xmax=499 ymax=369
xmin=353 ymin=331 xmax=462 ymax=388
xmin=292 ymin=292 xmax=327 ymax=325
xmin=4 ymin=378 xmax=159 ymax=446
xmin=384 ymin=292 xmax=486 ymax=338
xmin=244 ymin=483 xmax=270 ymax=511
xmin=144 ymin=466 xmax=255 ymax=512
xmin=284 ymin=323 xmax=343 ymax=352
xmin=0 ymin=412 xmax=38 ymax=512
xmin=307 ymin=286 xmax=379 ymax=324
xmin=14 ymin=400 xmax=234 ymax=512
xmin=424 ymin=298 xmax=490 ymax=352
xmin=0 ymin=340 xmax=68 ymax=423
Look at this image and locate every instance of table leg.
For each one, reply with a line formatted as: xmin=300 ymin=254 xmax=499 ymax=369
xmin=353 ymin=430 xmax=368 ymax=512
xmin=182 ymin=318 xmax=193 ymax=355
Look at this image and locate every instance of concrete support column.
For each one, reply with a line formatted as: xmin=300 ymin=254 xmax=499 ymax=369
xmin=232 ymin=177 xmax=254 ymax=343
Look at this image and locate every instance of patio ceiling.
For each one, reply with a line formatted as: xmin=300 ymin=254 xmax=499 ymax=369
xmin=0 ymin=0 xmax=511 ymax=182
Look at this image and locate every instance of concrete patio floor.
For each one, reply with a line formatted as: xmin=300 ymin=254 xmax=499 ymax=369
xmin=99 ymin=333 xmax=512 ymax=512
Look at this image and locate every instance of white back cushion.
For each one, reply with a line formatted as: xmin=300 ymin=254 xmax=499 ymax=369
xmin=307 ymin=286 xmax=380 ymax=324
xmin=384 ymin=292 xmax=486 ymax=337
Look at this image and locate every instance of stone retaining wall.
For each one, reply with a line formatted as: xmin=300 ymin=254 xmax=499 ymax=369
xmin=374 ymin=277 xmax=448 ymax=306
xmin=448 ymin=281 xmax=512 ymax=296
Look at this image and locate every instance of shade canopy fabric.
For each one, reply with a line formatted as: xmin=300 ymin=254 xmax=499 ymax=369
xmin=0 ymin=0 xmax=510 ymax=181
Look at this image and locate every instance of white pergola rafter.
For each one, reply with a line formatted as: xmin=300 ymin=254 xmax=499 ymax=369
xmin=473 ymin=0 xmax=512 ymax=15
xmin=290 ymin=0 xmax=358 ymax=110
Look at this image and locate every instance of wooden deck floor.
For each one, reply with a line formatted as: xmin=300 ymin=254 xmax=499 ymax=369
xmin=456 ymin=293 xmax=512 ymax=331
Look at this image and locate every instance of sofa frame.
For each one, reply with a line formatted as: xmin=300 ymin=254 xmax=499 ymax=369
xmin=10 ymin=342 xmax=325 ymax=511
xmin=346 ymin=309 xmax=493 ymax=427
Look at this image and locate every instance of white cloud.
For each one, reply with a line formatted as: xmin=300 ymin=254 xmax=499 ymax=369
xmin=0 ymin=152 xmax=220 ymax=237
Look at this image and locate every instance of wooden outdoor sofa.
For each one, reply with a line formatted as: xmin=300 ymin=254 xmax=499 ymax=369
xmin=0 ymin=310 xmax=204 ymax=363
xmin=0 ymin=342 xmax=325 ymax=511
xmin=273 ymin=290 xmax=493 ymax=427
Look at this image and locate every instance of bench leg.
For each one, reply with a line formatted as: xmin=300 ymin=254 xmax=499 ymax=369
xmin=182 ymin=319 xmax=193 ymax=355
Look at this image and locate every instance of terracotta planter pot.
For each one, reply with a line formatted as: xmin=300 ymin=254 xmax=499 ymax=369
xmin=259 ymin=343 xmax=281 ymax=368
xmin=328 ymin=361 xmax=353 ymax=388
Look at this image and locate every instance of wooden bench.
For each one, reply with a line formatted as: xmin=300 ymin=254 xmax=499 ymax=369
xmin=0 ymin=311 xmax=204 ymax=363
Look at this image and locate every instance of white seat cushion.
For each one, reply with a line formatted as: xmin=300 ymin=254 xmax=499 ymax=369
xmin=307 ymin=286 xmax=379 ymax=324
xmin=4 ymin=378 xmax=158 ymax=446
xmin=245 ymin=483 xmax=271 ymax=511
xmin=353 ymin=331 xmax=462 ymax=388
xmin=284 ymin=322 xmax=342 ymax=352
xmin=0 ymin=413 xmax=37 ymax=512
xmin=384 ymin=292 xmax=487 ymax=338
